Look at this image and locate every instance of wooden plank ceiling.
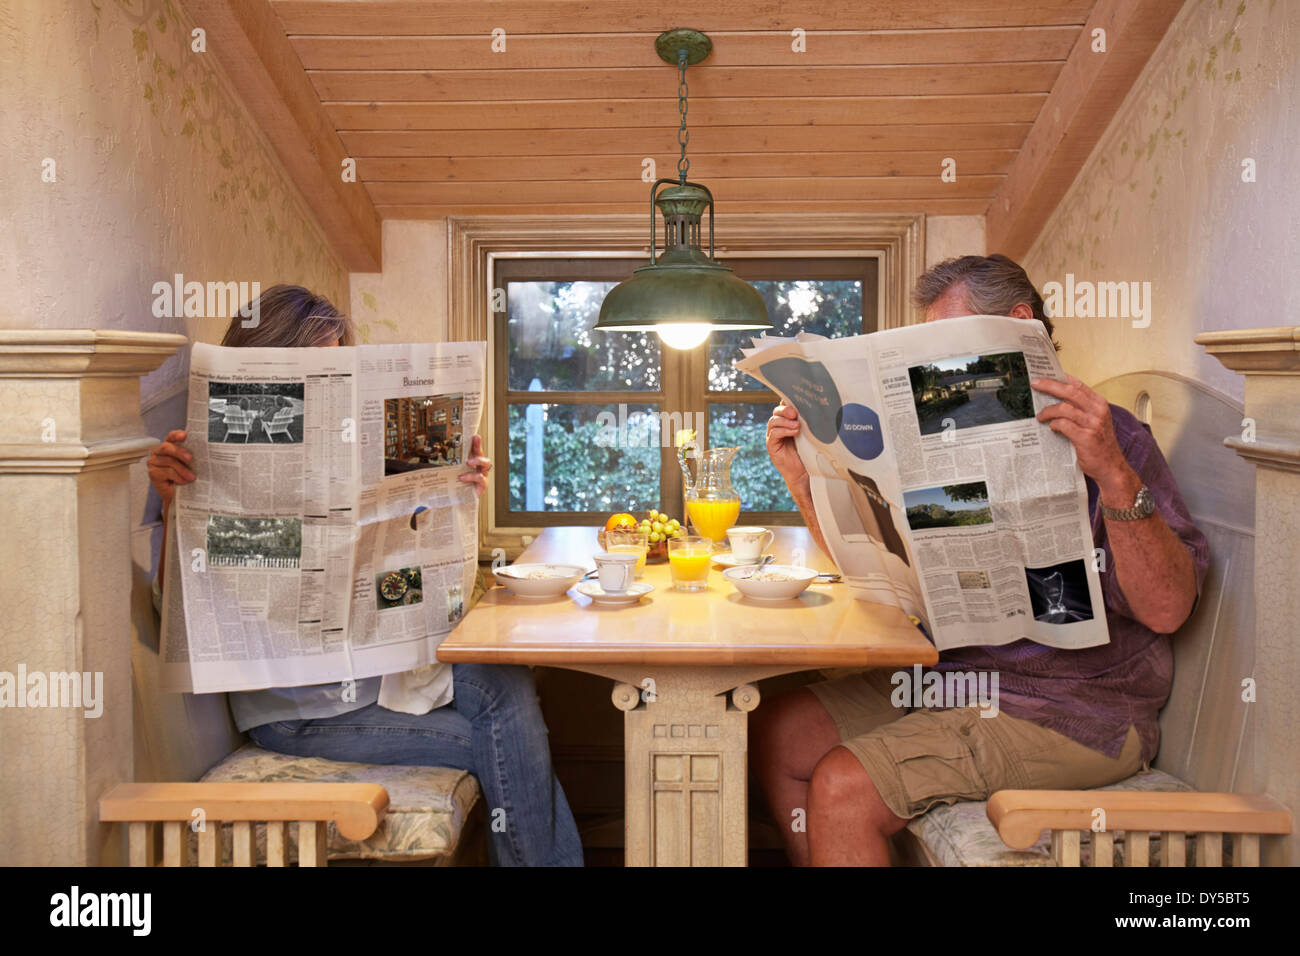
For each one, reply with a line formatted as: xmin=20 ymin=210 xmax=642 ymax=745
xmin=234 ymin=0 xmax=1184 ymax=265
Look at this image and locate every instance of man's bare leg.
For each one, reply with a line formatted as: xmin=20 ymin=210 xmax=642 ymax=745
xmin=807 ymin=745 xmax=908 ymax=866
xmin=749 ymin=688 xmax=842 ymax=866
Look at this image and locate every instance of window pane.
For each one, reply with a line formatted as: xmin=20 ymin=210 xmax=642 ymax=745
xmin=508 ymin=402 xmax=661 ymax=512
xmin=709 ymin=403 xmax=795 ymax=512
xmin=507 ymin=281 xmax=661 ymax=391
xmin=709 ymin=279 xmax=863 ymax=391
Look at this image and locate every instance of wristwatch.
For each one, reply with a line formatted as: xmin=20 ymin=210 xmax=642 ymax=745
xmin=1101 ymin=484 xmax=1156 ymax=521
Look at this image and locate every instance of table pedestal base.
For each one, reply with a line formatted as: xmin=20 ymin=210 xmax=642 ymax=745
xmin=574 ymin=664 xmax=800 ymax=868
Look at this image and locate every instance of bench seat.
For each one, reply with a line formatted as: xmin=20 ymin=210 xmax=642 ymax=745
xmin=199 ymin=745 xmax=483 ymax=864
xmin=902 ymin=768 xmax=1193 ymax=867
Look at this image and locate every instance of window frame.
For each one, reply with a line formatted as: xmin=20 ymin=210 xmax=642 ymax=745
xmin=447 ymin=213 xmax=925 ymax=557
xmin=492 ymin=256 xmax=879 ymax=530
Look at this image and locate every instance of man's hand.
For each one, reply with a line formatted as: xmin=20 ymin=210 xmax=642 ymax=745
xmin=1031 ymin=375 xmax=1136 ymax=502
xmin=766 ymin=403 xmax=809 ymax=492
xmin=458 ymin=434 xmax=492 ymax=499
xmin=765 ymin=402 xmax=835 ymax=560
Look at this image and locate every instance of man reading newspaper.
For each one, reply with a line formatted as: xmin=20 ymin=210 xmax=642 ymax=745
xmin=750 ymin=255 xmax=1209 ymax=866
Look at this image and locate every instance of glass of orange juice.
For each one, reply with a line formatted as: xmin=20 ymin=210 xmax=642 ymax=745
xmin=668 ymin=535 xmax=713 ymax=591
xmin=605 ymin=528 xmax=650 ymax=577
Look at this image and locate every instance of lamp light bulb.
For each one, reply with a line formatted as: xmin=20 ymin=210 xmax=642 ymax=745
xmin=655 ymin=323 xmax=711 ymax=350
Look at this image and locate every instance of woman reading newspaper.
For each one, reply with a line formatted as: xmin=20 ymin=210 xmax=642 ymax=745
xmin=752 ymin=255 xmax=1209 ymax=867
xmin=147 ymin=285 xmax=582 ymax=867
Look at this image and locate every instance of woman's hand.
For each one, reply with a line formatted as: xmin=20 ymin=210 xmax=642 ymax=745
xmin=765 ymin=403 xmax=808 ymax=491
xmin=146 ymin=429 xmax=196 ymax=513
xmin=459 ymin=434 xmax=492 ymax=499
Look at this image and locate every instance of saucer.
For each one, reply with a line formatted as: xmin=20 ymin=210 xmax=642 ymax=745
xmin=712 ymin=552 xmax=771 ymax=568
xmin=576 ymin=581 xmax=653 ymax=606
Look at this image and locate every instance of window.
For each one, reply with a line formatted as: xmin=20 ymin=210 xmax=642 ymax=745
xmin=493 ymin=257 xmax=878 ymax=528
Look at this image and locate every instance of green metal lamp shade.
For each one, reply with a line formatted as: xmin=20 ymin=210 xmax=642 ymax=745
xmin=595 ymin=260 xmax=770 ymax=333
xmin=596 ymin=181 xmax=771 ymax=344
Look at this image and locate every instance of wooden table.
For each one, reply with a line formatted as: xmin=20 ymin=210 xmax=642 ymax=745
xmin=437 ymin=526 xmax=936 ymax=866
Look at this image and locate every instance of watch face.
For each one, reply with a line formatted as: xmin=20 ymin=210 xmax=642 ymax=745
xmin=1136 ymin=487 xmax=1155 ymax=514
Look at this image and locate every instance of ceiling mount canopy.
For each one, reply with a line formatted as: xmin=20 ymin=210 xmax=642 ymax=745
xmin=595 ymin=29 xmax=771 ymax=351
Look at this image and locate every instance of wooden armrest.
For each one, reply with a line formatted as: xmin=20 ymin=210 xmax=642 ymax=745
xmin=100 ymin=783 xmax=389 ymax=841
xmin=987 ymin=790 xmax=1292 ymax=850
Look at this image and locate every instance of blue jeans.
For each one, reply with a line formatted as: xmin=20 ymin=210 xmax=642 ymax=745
xmin=247 ymin=663 xmax=582 ymax=866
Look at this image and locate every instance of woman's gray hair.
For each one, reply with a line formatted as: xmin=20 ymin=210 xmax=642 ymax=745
xmin=220 ymin=284 xmax=355 ymax=348
xmin=911 ymin=254 xmax=1057 ymax=348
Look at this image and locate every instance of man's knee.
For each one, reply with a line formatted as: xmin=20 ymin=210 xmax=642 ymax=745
xmin=809 ymin=746 xmax=906 ymax=833
xmin=809 ymin=746 xmax=870 ymax=804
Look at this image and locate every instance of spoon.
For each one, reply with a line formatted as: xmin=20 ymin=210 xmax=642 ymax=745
xmin=737 ymin=554 xmax=776 ymax=579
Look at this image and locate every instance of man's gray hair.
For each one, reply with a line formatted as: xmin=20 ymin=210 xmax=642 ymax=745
xmin=911 ymin=254 xmax=1057 ymax=347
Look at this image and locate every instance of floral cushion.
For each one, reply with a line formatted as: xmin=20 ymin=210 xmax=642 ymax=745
xmin=200 ymin=745 xmax=482 ymax=862
xmin=904 ymin=768 xmax=1195 ymax=867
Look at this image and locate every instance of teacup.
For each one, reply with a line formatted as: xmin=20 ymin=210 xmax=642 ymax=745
xmin=593 ymin=551 xmax=638 ymax=594
xmin=727 ymin=526 xmax=774 ymax=562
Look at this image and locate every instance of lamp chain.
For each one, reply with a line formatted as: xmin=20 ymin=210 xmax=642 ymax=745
xmin=676 ymin=49 xmax=690 ymax=184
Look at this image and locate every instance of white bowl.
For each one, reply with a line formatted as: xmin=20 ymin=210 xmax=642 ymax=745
xmin=723 ymin=564 xmax=819 ymax=601
xmin=493 ymin=563 xmax=587 ymax=598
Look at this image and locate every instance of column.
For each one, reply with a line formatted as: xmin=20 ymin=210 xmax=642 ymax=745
xmin=1199 ymin=325 xmax=1300 ymax=866
xmin=0 ymin=330 xmax=187 ymax=865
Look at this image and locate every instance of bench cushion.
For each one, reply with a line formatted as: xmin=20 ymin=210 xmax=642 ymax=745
xmin=200 ymin=745 xmax=482 ymax=862
xmin=904 ymin=768 xmax=1195 ymax=867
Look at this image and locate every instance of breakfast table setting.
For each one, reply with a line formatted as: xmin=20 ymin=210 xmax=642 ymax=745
xmin=438 ymin=501 xmax=937 ymax=866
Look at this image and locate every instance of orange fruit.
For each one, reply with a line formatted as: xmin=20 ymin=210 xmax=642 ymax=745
xmin=604 ymin=512 xmax=637 ymax=532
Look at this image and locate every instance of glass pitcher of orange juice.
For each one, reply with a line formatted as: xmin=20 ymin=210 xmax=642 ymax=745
xmin=678 ymin=440 xmax=741 ymax=546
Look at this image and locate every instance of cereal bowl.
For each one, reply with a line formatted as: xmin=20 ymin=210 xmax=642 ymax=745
xmin=493 ymin=563 xmax=587 ymax=598
xmin=722 ymin=564 xmax=819 ymax=601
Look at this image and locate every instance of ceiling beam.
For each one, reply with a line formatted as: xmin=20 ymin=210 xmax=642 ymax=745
xmin=290 ymin=28 xmax=1079 ymax=71
xmin=340 ymin=125 xmax=1033 ymax=157
xmin=984 ymin=0 xmax=1186 ymax=259
xmin=355 ymin=150 xmax=1019 ymax=182
xmin=378 ymin=199 xmax=989 ymax=218
xmin=271 ymin=0 xmax=1094 ymax=35
xmin=328 ymin=94 xmax=1047 ymax=131
xmin=364 ymin=176 xmax=1003 ymax=205
xmin=306 ymin=62 xmax=1063 ymax=102
xmin=183 ymin=0 xmax=382 ymax=270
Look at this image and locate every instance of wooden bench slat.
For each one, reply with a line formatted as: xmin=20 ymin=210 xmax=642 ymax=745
xmin=1092 ymin=830 xmax=1114 ymax=867
xmin=267 ymin=821 xmax=287 ymax=867
xmin=128 ymin=822 xmax=155 ymax=868
xmin=1236 ymin=833 xmax=1260 ymax=867
xmin=1197 ymin=832 xmax=1223 ymax=867
xmin=299 ymin=821 xmax=328 ymax=867
xmin=987 ymin=790 xmax=1291 ymax=850
xmin=232 ymin=821 xmax=256 ymax=868
xmin=162 ymin=821 xmax=187 ymax=867
xmin=1164 ymin=831 xmax=1186 ymax=867
xmin=1126 ymin=831 xmax=1150 ymax=867
xmin=100 ymin=782 xmax=389 ymax=841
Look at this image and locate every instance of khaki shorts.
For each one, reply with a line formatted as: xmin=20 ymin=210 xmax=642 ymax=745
xmin=806 ymin=670 xmax=1143 ymax=820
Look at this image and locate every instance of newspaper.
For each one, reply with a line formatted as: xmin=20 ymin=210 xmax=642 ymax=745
xmin=160 ymin=341 xmax=486 ymax=693
xmin=736 ymin=314 xmax=1108 ymax=651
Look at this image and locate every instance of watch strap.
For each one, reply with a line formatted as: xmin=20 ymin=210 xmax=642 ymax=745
xmin=1101 ymin=484 xmax=1155 ymax=521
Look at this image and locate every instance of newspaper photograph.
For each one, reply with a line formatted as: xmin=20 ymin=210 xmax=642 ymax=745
xmin=736 ymin=314 xmax=1109 ymax=652
xmin=161 ymin=341 xmax=486 ymax=693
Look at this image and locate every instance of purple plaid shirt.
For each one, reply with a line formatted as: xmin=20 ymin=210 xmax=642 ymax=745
xmin=933 ymin=405 xmax=1211 ymax=761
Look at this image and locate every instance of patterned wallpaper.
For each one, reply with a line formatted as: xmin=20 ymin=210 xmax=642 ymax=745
xmin=0 ymin=0 xmax=350 ymax=402
xmin=1022 ymin=0 xmax=1297 ymax=400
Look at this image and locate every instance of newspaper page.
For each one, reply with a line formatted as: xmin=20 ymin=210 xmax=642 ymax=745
xmin=161 ymin=341 xmax=486 ymax=692
xmin=736 ymin=314 xmax=1109 ymax=652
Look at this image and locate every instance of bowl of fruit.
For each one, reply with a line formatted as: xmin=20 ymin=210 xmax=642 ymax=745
xmin=599 ymin=510 xmax=685 ymax=563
